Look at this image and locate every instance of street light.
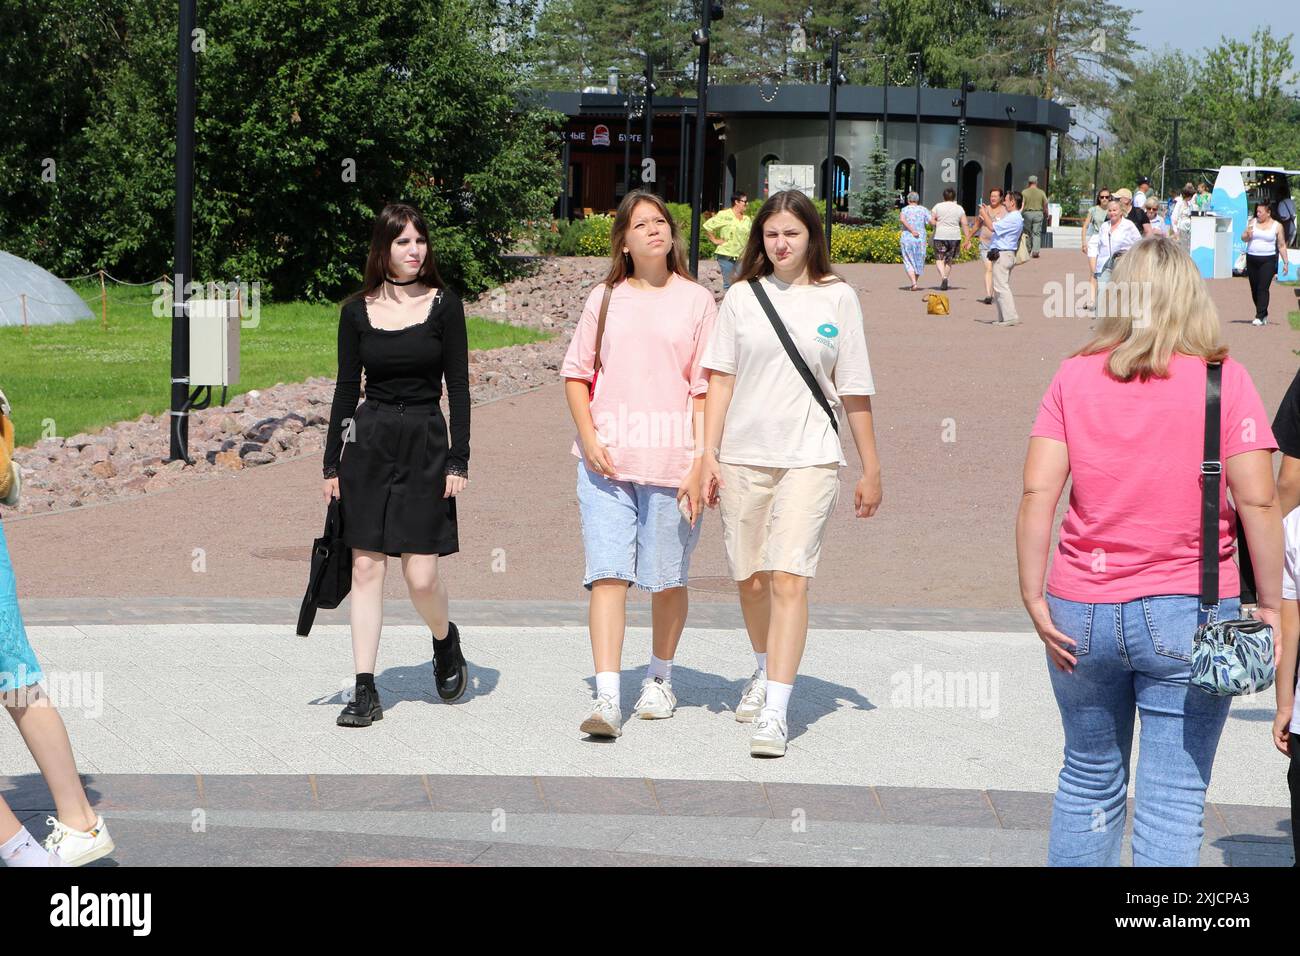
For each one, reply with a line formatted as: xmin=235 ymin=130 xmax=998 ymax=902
xmin=951 ymin=76 xmax=976 ymax=210
xmin=688 ymin=1 xmax=724 ymax=277
xmin=824 ymin=31 xmax=846 ymax=246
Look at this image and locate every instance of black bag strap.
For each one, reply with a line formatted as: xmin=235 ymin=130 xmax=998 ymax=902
xmin=748 ymin=278 xmax=838 ymax=433
xmin=1200 ymin=362 xmax=1223 ymax=609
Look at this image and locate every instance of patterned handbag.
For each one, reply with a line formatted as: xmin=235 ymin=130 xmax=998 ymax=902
xmin=1189 ymin=362 xmax=1276 ymax=696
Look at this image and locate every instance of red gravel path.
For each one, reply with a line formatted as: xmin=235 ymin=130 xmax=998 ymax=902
xmin=5 ymin=250 xmax=1298 ymax=609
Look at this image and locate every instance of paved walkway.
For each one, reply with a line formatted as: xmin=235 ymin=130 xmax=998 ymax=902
xmin=1 ymin=607 xmax=1292 ymax=865
xmin=7 ymin=253 xmax=1300 ymax=608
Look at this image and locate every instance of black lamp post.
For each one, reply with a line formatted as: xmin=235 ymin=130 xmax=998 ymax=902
xmin=170 ymin=0 xmax=197 ymax=463
xmin=824 ymin=32 xmax=845 ymax=247
xmin=688 ymin=0 xmax=724 ymax=277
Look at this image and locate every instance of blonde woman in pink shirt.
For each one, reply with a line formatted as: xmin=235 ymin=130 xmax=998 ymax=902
xmin=1017 ymin=236 xmax=1283 ymax=866
xmin=562 ymin=190 xmax=718 ymax=739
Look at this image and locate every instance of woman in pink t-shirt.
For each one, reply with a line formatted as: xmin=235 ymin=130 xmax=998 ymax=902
xmin=1017 ymin=236 xmax=1284 ymax=866
xmin=561 ymin=190 xmax=718 ymax=740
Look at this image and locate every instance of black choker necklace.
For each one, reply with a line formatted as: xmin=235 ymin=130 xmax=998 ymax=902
xmin=385 ymin=275 xmax=420 ymax=287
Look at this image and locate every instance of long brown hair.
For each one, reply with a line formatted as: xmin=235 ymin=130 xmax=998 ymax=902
xmin=734 ymin=190 xmax=839 ymax=285
xmin=601 ymin=190 xmax=693 ymax=287
xmin=344 ymin=202 xmax=446 ymax=305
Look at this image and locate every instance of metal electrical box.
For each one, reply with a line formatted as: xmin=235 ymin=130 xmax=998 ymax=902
xmin=188 ymin=297 xmax=240 ymax=386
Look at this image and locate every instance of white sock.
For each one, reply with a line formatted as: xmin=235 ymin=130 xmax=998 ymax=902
xmin=647 ymin=654 xmax=672 ymax=682
xmin=754 ymin=651 xmax=767 ymax=674
xmin=595 ymin=671 xmax=620 ymax=701
xmin=762 ymin=680 xmax=793 ymax=723
xmin=0 ymin=826 xmax=55 ymax=867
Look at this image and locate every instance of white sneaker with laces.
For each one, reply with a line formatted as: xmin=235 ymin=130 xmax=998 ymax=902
xmin=1252 ymin=317 xmax=1267 ymax=326
xmin=43 ymin=814 xmax=114 ymax=867
xmin=750 ymin=715 xmax=788 ymax=757
xmin=734 ymin=669 xmax=767 ymax=723
xmin=579 ymin=693 xmax=623 ymax=738
xmin=633 ymin=677 xmax=677 ymax=719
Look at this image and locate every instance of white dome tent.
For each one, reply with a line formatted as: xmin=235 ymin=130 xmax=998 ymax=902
xmin=0 ymin=250 xmax=93 ymax=327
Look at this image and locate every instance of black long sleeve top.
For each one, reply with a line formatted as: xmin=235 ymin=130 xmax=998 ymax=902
xmin=323 ymin=287 xmax=470 ymax=479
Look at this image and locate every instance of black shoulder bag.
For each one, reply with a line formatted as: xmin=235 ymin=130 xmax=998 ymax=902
xmin=297 ymin=497 xmax=353 ymax=637
xmin=748 ymin=278 xmax=838 ymax=433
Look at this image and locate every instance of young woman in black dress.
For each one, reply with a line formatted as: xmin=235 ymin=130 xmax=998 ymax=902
xmin=322 ymin=203 xmax=471 ymax=727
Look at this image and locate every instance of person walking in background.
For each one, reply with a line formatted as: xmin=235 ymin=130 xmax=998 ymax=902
xmin=1194 ymin=181 xmax=1213 ymax=212
xmin=1020 ymin=175 xmax=1048 ymax=258
xmin=928 ymin=188 xmax=967 ymax=292
xmin=562 ymin=190 xmax=717 ymax=739
xmin=980 ymin=190 xmax=1025 ymax=327
xmin=700 ymin=190 xmax=882 ymax=758
xmin=1243 ymin=201 xmax=1288 ymax=326
xmin=0 ymin=388 xmax=114 ymax=866
xmin=704 ymin=192 xmax=752 ymax=293
xmin=1083 ymin=188 xmax=1112 ymax=312
xmin=1145 ymin=197 xmax=1167 ymax=237
xmin=1134 ymin=176 xmax=1154 ymax=211
xmin=898 ymin=191 xmax=930 ymax=291
xmin=1087 ymin=199 xmax=1141 ymax=316
xmin=1276 ymin=186 xmax=1296 ymax=247
xmin=1115 ymin=188 xmax=1152 ymax=237
xmin=1017 ymin=237 xmax=1283 ymax=866
xmin=1171 ymin=183 xmax=1196 ymax=250
xmin=323 ymin=202 xmax=472 ymax=727
xmin=963 ymin=187 xmax=1004 ymax=305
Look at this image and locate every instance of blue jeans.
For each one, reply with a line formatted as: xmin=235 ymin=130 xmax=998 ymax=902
xmin=576 ymin=461 xmax=701 ymax=592
xmin=717 ymin=256 xmax=737 ymax=290
xmin=1044 ymin=593 xmax=1237 ymax=867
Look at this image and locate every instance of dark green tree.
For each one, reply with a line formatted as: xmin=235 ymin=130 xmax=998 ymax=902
xmin=857 ymin=134 xmax=893 ymax=225
xmin=1 ymin=0 xmax=561 ymax=300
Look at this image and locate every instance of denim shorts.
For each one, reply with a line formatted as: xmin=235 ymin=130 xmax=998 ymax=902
xmin=576 ymin=460 xmax=701 ymax=592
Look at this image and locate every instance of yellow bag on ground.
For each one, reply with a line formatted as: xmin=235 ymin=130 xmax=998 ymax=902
xmin=925 ymin=292 xmax=950 ymax=315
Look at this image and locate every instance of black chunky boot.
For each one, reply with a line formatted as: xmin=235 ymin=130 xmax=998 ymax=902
xmin=337 ymin=681 xmax=383 ymax=727
xmin=432 ymin=621 xmax=468 ymax=702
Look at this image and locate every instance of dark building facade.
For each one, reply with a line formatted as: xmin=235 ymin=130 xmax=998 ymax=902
xmin=536 ymin=85 xmax=1071 ymax=218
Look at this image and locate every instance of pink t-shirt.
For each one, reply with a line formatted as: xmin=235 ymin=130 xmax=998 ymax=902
xmin=561 ymin=274 xmax=717 ymax=487
xmin=1031 ymin=351 xmax=1276 ymax=602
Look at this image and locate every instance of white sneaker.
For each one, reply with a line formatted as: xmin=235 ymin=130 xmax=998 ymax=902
xmin=633 ymin=677 xmax=677 ymax=719
xmin=579 ymin=693 xmax=623 ymax=738
xmin=1252 ymin=317 xmax=1266 ymax=326
xmin=43 ymin=815 xmax=114 ymax=867
xmin=750 ymin=715 xmax=788 ymax=757
xmin=734 ymin=669 xmax=767 ymax=723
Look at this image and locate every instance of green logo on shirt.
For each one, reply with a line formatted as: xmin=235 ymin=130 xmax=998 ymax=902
xmin=817 ymin=324 xmax=838 ymax=338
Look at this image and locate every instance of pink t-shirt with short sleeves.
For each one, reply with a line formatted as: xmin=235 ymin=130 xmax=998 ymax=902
xmin=561 ymin=274 xmax=717 ymax=487
xmin=1031 ymin=351 xmax=1276 ymax=603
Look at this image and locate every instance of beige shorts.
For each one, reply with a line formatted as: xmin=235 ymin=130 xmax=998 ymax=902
xmin=718 ymin=461 xmax=841 ymax=580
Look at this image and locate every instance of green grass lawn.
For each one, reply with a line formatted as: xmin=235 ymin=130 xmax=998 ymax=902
xmin=1 ymin=281 xmax=549 ymax=447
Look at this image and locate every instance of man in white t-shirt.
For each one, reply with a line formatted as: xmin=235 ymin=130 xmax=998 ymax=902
xmin=1134 ymin=177 xmax=1154 ymax=214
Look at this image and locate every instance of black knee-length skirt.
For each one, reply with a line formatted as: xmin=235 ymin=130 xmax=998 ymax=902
xmin=338 ymin=399 xmax=459 ymax=557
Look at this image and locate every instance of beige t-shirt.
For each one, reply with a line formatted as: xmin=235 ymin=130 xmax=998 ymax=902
xmin=930 ymin=201 xmax=965 ymax=240
xmin=702 ymin=275 xmax=875 ymax=468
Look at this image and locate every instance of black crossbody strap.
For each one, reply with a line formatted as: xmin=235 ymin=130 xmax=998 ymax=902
xmin=1200 ymin=362 xmax=1223 ymax=608
xmin=748 ymin=278 xmax=838 ymax=433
